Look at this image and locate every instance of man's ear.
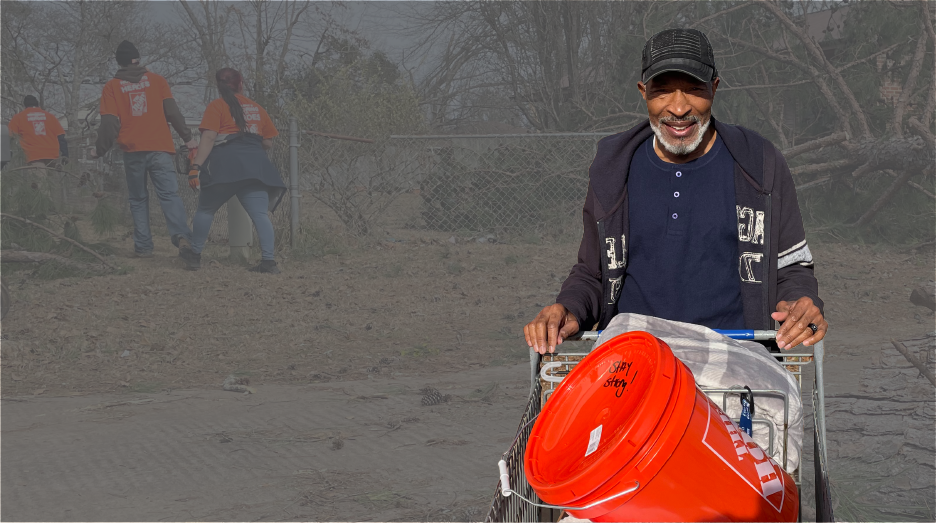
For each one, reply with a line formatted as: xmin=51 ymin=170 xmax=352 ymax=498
xmin=637 ymin=81 xmax=648 ymax=102
xmin=710 ymin=77 xmax=720 ymax=96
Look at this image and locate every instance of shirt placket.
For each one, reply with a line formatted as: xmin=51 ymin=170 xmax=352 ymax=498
xmin=668 ymin=167 xmax=689 ymax=235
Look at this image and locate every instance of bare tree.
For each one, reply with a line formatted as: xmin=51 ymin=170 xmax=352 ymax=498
xmin=402 ymin=1 xmax=649 ymax=132
xmin=177 ymin=0 xmax=236 ymax=104
xmin=1 ymin=0 xmax=149 ymax=135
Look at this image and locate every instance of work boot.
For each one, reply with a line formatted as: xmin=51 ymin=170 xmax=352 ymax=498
xmin=178 ymin=242 xmax=201 ymax=271
xmin=248 ymin=260 xmax=280 ymax=274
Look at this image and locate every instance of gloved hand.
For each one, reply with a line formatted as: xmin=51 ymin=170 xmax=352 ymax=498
xmin=188 ymin=166 xmax=200 ymax=191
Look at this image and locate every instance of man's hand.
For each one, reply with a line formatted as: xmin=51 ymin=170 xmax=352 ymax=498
xmin=188 ymin=167 xmax=200 ymax=191
xmin=88 ymin=147 xmax=98 ymax=160
xmin=524 ymin=304 xmax=580 ymax=355
xmin=772 ymin=297 xmax=827 ymax=350
xmin=185 ymin=139 xmax=198 ymax=151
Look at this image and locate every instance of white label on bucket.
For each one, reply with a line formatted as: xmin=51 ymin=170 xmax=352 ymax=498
xmin=585 ymin=425 xmax=602 ymax=457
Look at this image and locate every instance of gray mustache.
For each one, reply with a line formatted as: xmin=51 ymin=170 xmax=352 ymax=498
xmin=659 ymin=115 xmax=702 ymax=125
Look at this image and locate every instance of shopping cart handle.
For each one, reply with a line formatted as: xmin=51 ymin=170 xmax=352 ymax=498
xmin=498 ymin=460 xmax=511 ymax=496
xmin=569 ymin=329 xmax=777 ymax=341
xmin=713 ymin=329 xmax=777 ymax=341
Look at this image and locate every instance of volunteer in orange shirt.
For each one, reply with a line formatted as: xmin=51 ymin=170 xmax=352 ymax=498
xmin=8 ymin=95 xmax=68 ymax=167
xmin=180 ymin=67 xmax=285 ymax=274
xmin=91 ymin=40 xmax=197 ymax=259
xmin=8 ymin=96 xmax=69 ymax=206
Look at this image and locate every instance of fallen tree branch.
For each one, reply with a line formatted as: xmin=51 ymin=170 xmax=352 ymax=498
xmin=890 ymin=339 xmax=936 ymax=389
xmin=795 ymin=176 xmax=832 ymax=191
xmin=2 ymin=164 xmax=84 ymax=180
xmin=848 ymin=169 xmax=915 ymax=228
xmin=790 ymin=159 xmax=855 ymax=177
xmin=907 ymin=117 xmax=935 ymax=146
xmin=0 ymin=213 xmax=116 ymax=270
xmin=886 ymin=170 xmax=935 ymax=200
xmin=1 ymin=250 xmax=110 ymax=273
xmin=782 ymin=132 xmax=849 ymax=160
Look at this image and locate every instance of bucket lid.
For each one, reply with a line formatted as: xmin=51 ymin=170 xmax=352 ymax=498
xmin=525 ymin=331 xmax=680 ymax=502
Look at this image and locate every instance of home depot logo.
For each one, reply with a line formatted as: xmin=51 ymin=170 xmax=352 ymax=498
xmin=129 ymin=92 xmax=147 ymax=117
xmin=701 ymin=397 xmax=787 ymax=512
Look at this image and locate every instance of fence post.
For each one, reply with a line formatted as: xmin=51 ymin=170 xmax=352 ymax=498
xmin=289 ymin=117 xmax=300 ymax=248
xmin=227 ymin=198 xmax=252 ymax=263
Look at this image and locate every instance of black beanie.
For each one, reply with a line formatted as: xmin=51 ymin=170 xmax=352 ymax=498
xmin=23 ymin=95 xmax=39 ymax=108
xmin=115 ymin=40 xmax=140 ymax=66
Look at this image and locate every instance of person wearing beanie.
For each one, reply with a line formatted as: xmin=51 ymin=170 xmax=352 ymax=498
xmin=8 ymin=95 xmax=68 ymax=167
xmin=92 ymin=40 xmax=198 ymax=259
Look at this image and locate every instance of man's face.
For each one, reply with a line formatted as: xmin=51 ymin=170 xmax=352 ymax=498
xmin=638 ymin=72 xmax=719 ymax=156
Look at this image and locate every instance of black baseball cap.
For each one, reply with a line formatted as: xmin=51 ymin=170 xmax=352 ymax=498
xmin=641 ymin=29 xmax=718 ymax=83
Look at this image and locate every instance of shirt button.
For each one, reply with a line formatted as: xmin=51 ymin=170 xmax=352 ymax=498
xmin=672 ymin=213 xmax=678 ymax=219
xmin=674 ymin=191 xmax=680 ymax=198
xmin=675 ymin=171 xmax=683 ymax=177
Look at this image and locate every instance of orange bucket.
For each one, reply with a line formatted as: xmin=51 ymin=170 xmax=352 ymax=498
xmin=524 ymin=331 xmax=798 ymax=522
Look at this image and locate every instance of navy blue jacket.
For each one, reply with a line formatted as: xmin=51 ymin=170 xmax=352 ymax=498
xmin=202 ymin=133 xmax=286 ymax=212
xmin=556 ymin=118 xmax=822 ymax=330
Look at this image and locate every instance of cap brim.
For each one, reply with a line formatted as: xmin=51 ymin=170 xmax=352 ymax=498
xmin=642 ymin=58 xmax=715 ymax=83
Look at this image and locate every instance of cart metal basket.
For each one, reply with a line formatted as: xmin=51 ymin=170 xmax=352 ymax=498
xmin=486 ymin=330 xmax=833 ymax=522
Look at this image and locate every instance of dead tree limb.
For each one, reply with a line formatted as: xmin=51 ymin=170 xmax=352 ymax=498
xmin=907 ymin=117 xmax=935 ymax=146
xmin=790 ymin=159 xmax=855 ymax=177
xmin=891 ymin=19 xmax=930 ymax=138
xmin=795 ymin=176 xmax=832 ymax=191
xmin=910 ymin=282 xmax=936 ymax=311
xmin=755 ymin=0 xmax=874 ymax=139
xmin=3 ymin=164 xmax=83 ymax=180
xmin=782 ymin=132 xmax=849 ymax=160
xmin=890 ymin=339 xmax=936 ymax=389
xmin=848 ymin=169 xmax=915 ymax=228
xmin=0 ymin=213 xmax=116 ymax=270
xmin=1 ymin=250 xmax=109 ymax=273
xmin=886 ymin=169 xmax=935 ymax=200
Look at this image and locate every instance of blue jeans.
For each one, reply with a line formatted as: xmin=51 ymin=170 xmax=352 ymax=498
xmin=191 ymin=180 xmax=275 ymax=260
xmin=123 ymin=151 xmax=192 ymax=253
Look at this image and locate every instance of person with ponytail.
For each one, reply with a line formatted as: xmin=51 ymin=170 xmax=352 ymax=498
xmin=180 ymin=68 xmax=286 ymax=274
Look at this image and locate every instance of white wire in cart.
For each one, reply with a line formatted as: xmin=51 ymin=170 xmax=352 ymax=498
xmin=498 ymin=458 xmax=640 ymax=511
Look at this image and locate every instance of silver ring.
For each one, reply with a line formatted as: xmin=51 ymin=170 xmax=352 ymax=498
xmin=808 ymin=323 xmax=818 ymax=334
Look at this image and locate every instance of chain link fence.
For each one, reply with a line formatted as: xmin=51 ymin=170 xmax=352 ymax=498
xmin=295 ymin=131 xmax=611 ymax=238
xmin=6 ymin=125 xmax=612 ymax=250
xmin=61 ymin=127 xmax=294 ymax=252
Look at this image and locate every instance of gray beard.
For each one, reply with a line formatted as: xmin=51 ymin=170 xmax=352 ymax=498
xmin=649 ymin=116 xmax=711 ymax=156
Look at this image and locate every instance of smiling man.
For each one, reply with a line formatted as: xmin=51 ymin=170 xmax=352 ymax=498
xmin=525 ymin=28 xmax=826 ymax=354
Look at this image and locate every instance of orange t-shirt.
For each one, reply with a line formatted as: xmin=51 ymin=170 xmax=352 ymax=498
xmin=8 ymin=107 xmax=66 ymax=163
xmin=99 ymin=72 xmax=176 ymax=153
xmin=199 ymin=94 xmax=278 ymax=139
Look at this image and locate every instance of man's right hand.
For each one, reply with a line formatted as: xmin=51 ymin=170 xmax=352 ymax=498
xmin=185 ymin=139 xmax=198 ymax=151
xmin=524 ymin=304 xmax=579 ymax=355
xmin=88 ymin=147 xmax=98 ymax=159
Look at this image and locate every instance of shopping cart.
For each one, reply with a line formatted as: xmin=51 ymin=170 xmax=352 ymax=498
xmin=486 ymin=329 xmax=833 ymax=522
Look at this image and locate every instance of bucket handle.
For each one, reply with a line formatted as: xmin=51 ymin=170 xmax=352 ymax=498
xmin=498 ymin=460 xmax=639 ymax=511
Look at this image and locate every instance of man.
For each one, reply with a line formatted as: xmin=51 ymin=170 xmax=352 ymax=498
xmin=524 ymin=28 xmax=826 ymax=354
xmin=8 ymin=96 xmax=69 ymax=203
xmin=8 ymin=95 xmax=68 ymax=167
xmin=92 ymin=40 xmax=197 ymax=258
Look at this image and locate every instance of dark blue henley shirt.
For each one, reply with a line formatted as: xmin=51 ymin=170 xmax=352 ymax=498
xmin=617 ymin=133 xmax=744 ymax=329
